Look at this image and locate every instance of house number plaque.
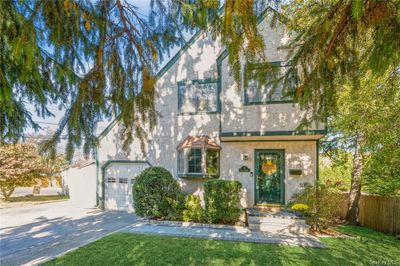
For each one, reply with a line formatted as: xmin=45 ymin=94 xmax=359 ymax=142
xmin=239 ymin=166 xmax=250 ymax=172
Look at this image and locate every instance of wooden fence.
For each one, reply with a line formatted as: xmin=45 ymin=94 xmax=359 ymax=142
xmin=337 ymin=194 xmax=400 ymax=235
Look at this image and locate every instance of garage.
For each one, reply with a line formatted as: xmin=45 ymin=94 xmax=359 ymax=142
xmin=61 ymin=162 xmax=97 ymax=207
xmin=103 ymin=161 xmax=150 ymax=211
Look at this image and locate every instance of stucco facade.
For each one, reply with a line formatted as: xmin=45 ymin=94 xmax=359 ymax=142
xmin=96 ymin=9 xmax=325 ymax=211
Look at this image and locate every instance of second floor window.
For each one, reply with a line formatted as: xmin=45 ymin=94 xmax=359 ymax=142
xmin=178 ymin=80 xmax=218 ymax=113
xmin=245 ymin=62 xmax=295 ymax=104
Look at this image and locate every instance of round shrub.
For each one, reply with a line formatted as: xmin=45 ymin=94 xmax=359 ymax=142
xmin=133 ymin=166 xmax=184 ymax=220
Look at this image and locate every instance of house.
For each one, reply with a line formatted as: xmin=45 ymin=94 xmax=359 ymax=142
xmin=96 ymin=8 xmax=325 ymax=211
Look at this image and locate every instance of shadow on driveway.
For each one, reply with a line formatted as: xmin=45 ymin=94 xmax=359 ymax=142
xmin=0 ymin=203 xmax=137 ymax=266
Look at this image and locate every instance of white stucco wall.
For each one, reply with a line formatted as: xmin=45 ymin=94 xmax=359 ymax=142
xmin=61 ymin=164 xmax=97 ymax=206
xmin=97 ymin=10 xmax=322 ymax=209
xmin=219 ymin=141 xmax=317 ymax=207
xmin=220 ymin=14 xmax=318 ymax=133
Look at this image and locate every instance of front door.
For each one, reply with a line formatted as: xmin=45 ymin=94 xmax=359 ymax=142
xmin=255 ymin=150 xmax=284 ymax=204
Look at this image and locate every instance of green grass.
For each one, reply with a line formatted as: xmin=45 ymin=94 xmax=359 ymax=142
xmin=45 ymin=226 xmax=400 ymax=266
xmin=8 ymin=195 xmax=68 ymax=203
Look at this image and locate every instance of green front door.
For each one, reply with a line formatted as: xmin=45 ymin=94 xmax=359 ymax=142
xmin=255 ymin=150 xmax=284 ymax=204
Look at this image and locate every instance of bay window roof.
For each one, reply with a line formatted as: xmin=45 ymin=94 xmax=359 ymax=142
xmin=176 ymin=135 xmax=221 ymax=151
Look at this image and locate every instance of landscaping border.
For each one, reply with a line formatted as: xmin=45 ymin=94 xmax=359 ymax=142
xmin=146 ymin=219 xmax=247 ymax=231
xmin=0 ymin=199 xmax=69 ymax=209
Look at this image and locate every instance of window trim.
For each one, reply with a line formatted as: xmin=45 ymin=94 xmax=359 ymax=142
xmin=177 ymin=78 xmax=219 ymax=115
xmin=243 ymin=61 xmax=295 ymax=105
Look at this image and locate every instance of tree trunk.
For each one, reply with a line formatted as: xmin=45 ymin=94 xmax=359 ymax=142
xmin=1 ymin=187 xmax=15 ymax=201
xmin=346 ymin=132 xmax=364 ymax=225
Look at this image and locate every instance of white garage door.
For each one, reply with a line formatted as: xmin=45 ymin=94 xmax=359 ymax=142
xmin=104 ymin=162 xmax=149 ymax=211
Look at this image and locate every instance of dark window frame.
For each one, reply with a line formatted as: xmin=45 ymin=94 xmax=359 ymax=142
xmin=178 ymin=78 xmax=219 ymax=114
xmin=244 ymin=62 xmax=296 ymax=105
xmin=187 ymin=148 xmax=202 ymax=174
xmin=178 ymin=148 xmax=220 ymax=178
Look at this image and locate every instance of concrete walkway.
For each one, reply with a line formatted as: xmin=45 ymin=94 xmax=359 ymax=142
xmin=121 ymin=222 xmax=324 ymax=248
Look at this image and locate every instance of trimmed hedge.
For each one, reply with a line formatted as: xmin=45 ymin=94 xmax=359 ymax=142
xmin=183 ymin=195 xmax=204 ymax=222
xmin=132 ymin=167 xmax=184 ymax=220
xmin=204 ymin=179 xmax=242 ymax=224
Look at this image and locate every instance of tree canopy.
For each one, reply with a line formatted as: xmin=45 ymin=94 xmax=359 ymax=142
xmin=282 ymin=0 xmax=400 ymax=124
xmin=1 ymin=0 xmax=399 ymax=164
xmin=0 ymin=143 xmax=45 ymax=200
xmin=0 ymin=0 xmax=280 ymax=159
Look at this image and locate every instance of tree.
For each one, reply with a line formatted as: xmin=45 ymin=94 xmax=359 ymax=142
xmin=2 ymin=0 xmax=399 ymax=221
xmin=264 ymin=0 xmax=400 ymax=225
xmin=363 ymin=147 xmax=400 ymax=196
xmin=1 ymin=0 xmax=271 ymax=160
xmin=41 ymin=154 xmax=67 ymax=187
xmin=319 ymin=68 xmax=400 ymax=223
xmin=0 ymin=143 xmax=44 ymax=200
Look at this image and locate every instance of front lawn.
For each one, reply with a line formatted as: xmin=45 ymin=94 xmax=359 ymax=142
xmin=7 ymin=195 xmax=68 ymax=203
xmin=46 ymin=226 xmax=400 ymax=266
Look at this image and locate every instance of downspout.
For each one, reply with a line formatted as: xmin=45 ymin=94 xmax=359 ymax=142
xmin=101 ymin=165 xmax=105 ymax=210
xmin=95 ymin=145 xmax=99 ymax=207
xmin=316 ymin=140 xmax=320 ymax=183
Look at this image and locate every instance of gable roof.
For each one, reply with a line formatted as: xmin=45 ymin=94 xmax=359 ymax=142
xmin=97 ymin=6 xmax=283 ymax=142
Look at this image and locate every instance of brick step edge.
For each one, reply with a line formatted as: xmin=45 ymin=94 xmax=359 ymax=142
xmin=146 ymin=219 xmax=249 ymax=231
xmin=246 ymin=214 xmax=302 ymax=220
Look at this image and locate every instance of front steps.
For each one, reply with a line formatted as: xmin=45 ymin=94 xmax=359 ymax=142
xmin=246 ymin=207 xmax=310 ymax=234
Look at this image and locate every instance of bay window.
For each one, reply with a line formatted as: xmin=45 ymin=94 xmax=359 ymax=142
xmin=177 ymin=135 xmax=220 ymax=178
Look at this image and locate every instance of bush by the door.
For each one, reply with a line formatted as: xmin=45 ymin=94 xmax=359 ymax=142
xmin=133 ymin=167 xmax=184 ymax=220
xmin=288 ymin=183 xmax=343 ymax=232
xmin=204 ymin=179 xmax=242 ymax=224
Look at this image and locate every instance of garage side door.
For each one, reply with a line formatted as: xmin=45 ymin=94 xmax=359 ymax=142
xmin=104 ymin=163 xmax=149 ymax=211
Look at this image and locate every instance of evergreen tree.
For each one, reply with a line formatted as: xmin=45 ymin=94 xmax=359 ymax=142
xmin=0 ymin=0 xmax=272 ymax=159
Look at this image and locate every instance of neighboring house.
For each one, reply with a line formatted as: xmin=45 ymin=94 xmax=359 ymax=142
xmin=61 ymin=161 xmax=97 ymax=206
xmin=96 ymin=8 xmax=325 ymax=211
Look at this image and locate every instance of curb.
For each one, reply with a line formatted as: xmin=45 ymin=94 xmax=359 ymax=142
xmin=0 ymin=199 xmax=69 ymax=209
xmin=145 ymin=219 xmax=247 ymax=231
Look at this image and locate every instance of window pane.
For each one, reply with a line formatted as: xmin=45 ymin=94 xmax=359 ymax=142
xmin=177 ymin=150 xmax=184 ymax=174
xmin=188 ymin=148 xmax=202 ymax=173
xmin=245 ymin=64 xmax=294 ymax=103
xmin=178 ymin=81 xmax=217 ymax=113
xmin=119 ymin=178 xmax=128 ymax=184
xmin=206 ymin=149 xmax=219 ymax=175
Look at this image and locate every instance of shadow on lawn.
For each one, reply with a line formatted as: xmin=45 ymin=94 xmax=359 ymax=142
xmin=3 ymin=210 xmax=399 ymax=266
xmin=47 ymin=226 xmax=400 ymax=266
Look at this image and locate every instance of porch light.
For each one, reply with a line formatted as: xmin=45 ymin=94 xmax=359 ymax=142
xmin=241 ymin=154 xmax=249 ymax=161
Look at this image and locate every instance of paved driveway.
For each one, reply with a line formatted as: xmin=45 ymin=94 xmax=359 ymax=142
xmin=0 ymin=201 xmax=138 ymax=266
